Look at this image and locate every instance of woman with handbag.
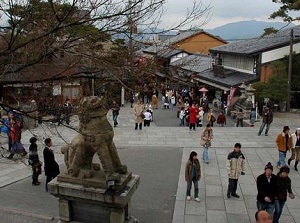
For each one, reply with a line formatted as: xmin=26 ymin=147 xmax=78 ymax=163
xmin=28 ymin=137 xmax=42 ymax=186
xmin=134 ymin=99 xmax=144 ymax=130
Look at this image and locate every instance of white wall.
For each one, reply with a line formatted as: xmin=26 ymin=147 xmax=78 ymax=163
xmin=221 ymin=54 xmax=254 ymax=74
xmin=170 ymin=52 xmax=189 ymax=63
xmin=261 ymin=42 xmax=300 ymax=64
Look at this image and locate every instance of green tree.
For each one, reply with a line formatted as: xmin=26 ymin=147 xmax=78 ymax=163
xmin=261 ymin=27 xmax=278 ymax=37
xmin=269 ymin=0 xmax=300 ymax=22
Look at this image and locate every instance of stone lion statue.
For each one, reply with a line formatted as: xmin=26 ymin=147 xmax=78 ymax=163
xmin=61 ymin=96 xmax=127 ymax=183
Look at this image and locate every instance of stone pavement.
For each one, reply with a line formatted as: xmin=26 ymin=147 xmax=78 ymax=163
xmin=0 ymin=104 xmax=299 ymax=223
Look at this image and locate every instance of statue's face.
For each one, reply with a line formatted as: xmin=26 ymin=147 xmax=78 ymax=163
xmin=80 ymin=96 xmax=108 ymax=116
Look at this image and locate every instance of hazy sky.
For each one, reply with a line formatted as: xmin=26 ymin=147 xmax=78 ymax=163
xmin=162 ymin=0 xmax=284 ymax=29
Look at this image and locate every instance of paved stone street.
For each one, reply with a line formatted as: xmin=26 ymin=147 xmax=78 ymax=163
xmin=0 ymin=103 xmax=299 ymax=222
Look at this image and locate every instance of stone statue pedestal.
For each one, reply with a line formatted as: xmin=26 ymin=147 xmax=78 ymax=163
xmin=48 ymin=175 xmax=140 ymax=223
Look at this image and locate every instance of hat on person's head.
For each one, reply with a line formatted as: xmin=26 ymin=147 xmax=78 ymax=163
xmin=283 ymin=126 xmax=290 ymax=132
xmin=264 ymin=162 xmax=273 ymax=171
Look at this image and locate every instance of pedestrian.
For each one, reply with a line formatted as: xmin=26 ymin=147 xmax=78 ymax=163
xmin=236 ymin=108 xmax=244 ymax=127
xmin=226 ymin=143 xmax=245 ymax=198
xmin=7 ymin=117 xmax=27 ymax=159
xmin=179 ymin=107 xmax=185 ymax=126
xmin=134 ymin=99 xmax=144 ymax=130
xmin=273 ymin=166 xmax=295 ymax=223
xmin=258 ymin=106 xmax=273 ymax=136
xmin=287 ymin=128 xmax=300 ymax=171
xmin=143 ymin=110 xmax=152 ymax=127
xmin=43 ymin=138 xmax=60 ymax=192
xmin=255 ymin=210 xmax=272 ymax=223
xmin=188 ymin=103 xmax=198 ymax=131
xmin=197 ymin=107 xmax=204 ymax=127
xmin=28 ymin=137 xmax=42 ymax=186
xmin=201 ymin=124 xmax=213 ymax=163
xmin=152 ymin=94 xmax=158 ymax=109
xmin=207 ymin=109 xmax=216 ymax=127
xmin=256 ymin=162 xmax=277 ymax=217
xmin=276 ymin=126 xmax=293 ymax=168
xmin=111 ymin=100 xmax=120 ymax=127
xmin=217 ymin=111 xmax=226 ymax=127
xmin=130 ymin=92 xmax=134 ymax=108
xmin=250 ymin=107 xmax=256 ymax=127
xmin=63 ymin=99 xmax=72 ymax=125
xmin=185 ymin=151 xmax=201 ymax=202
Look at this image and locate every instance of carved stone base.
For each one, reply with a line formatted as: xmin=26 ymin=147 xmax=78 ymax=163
xmin=57 ymin=170 xmax=132 ymax=190
xmin=49 ymin=175 xmax=140 ymax=223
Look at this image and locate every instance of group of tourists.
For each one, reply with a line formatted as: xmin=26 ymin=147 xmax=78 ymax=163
xmin=185 ymin=121 xmax=300 ymax=223
xmin=3 ymin=110 xmax=59 ymax=191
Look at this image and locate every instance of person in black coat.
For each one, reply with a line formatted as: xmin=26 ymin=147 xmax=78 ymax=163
xmin=28 ymin=137 xmax=42 ymax=186
xmin=43 ymin=138 xmax=60 ymax=192
xmin=256 ymin=162 xmax=277 ymax=218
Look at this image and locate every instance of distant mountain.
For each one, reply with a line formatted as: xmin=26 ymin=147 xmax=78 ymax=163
xmin=206 ymin=20 xmax=295 ymax=41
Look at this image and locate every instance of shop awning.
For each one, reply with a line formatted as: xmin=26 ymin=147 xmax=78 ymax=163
xmin=194 ymin=77 xmax=230 ymax=91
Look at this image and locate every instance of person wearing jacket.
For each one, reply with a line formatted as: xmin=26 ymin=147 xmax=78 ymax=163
xmin=258 ymin=106 xmax=273 ymax=136
xmin=273 ymin=166 xmax=295 ymax=223
xmin=226 ymin=143 xmax=245 ymax=198
xmin=287 ymin=128 xmax=300 ymax=171
xmin=43 ymin=138 xmax=60 ymax=192
xmin=188 ymin=103 xmax=198 ymax=131
xmin=276 ymin=126 xmax=293 ymax=168
xmin=28 ymin=137 xmax=42 ymax=186
xmin=185 ymin=151 xmax=201 ymax=202
xmin=217 ymin=111 xmax=226 ymax=127
xmin=256 ymin=162 xmax=277 ymax=217
xmin=201 ymin=124 xmax=213 ymax=163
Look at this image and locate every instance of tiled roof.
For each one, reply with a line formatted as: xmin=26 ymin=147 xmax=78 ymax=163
xmin=210 ymin=25 xmax=300 ymax=55
xmin=197 ymin=69 xmax=258 ymax=88
xmin=170 ymin=54 xmax=211 ymax=73
xmin=142 ymin=45 xmax=186 ymax=58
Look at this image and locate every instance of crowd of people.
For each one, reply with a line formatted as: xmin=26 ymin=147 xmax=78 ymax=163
xmin=3 ymin=110 xmax=60 ymax=191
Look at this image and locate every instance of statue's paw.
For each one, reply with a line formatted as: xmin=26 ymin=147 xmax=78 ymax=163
xmin=91 ymin=163 xmax=101 ymax=171
xmin=117 ymin=165 xmax=127 ymax=174
xmin=83 ymin=171 xmax=93 ymax=179
xmin=107 ymin=173 xmax=120 ymax=183
xmin=68 ymin=168 xmax=79 ymax=177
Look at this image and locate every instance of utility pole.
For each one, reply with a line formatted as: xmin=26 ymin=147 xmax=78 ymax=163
xmin=287 ymin=29 xmax=293 ymax=112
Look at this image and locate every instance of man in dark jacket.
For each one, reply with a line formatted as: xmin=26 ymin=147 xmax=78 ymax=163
xmin=258 ymin=106 xmax=273 ymax=136
xmin=43 ymin=138 xmax=60 ymax=192
xmin=256 ymin=162 xmax=277 ymax=217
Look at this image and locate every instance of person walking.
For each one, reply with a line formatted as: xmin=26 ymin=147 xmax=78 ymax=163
xmin=256 ymin=162 xmax=277 ymax=217
xmin=143 ymin=110 xmax=152 ymax=127
xmin=273 ymin=166 xmax=295 ymax=223
xmin=197 ymin=107 xmax=204 ymax=127
xmin=287 ymin=128 xmax=300 ymax=171
xmin=185 ymin=151 xmax=201 ymax=202
xmin=134 ymin=100 xmax=144 ymax=130
xmin=28 ymin=137 xmax=42 ymax=186
xmin=63 ymin=99 xmax=72 ymax=125
xmin=258 ymin=106 xmax=273 ymax=136
xmin=7 ymin=117 xmax=27 ymax=159
xmin=201 ymin=124 xmax=213 ymax=163
xmin=152 ymin=94 xmax=158 ymax=109
xmin=189 ymin=103 xmax=198 ymax=131
xmin=111 ymin=100 xmax=120 ymax=127
xmin=276 ymin=126 xmax=293 ymax=168
xmin=226 ymin=143 xmax=245 ymax=198
xmin=207 ymin=109 xmax=216 ymax=127
xmin=179 ymin=107 xmax=185 ymax=127
xmin=236 ymin=108 xmax=244 ymax=127
xmin=43 ymin=138 xmax=60 ymax=192
xmin=217 ymin=111 xmax=226 ymax=127
xmin=250 ymin=107 xmax=256 ymax=127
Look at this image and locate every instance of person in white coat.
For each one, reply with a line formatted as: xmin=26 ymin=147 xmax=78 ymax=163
xmin=226 ymin=143 xmax=246 ymax=198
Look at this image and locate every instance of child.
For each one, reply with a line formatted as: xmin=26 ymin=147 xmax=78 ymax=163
xmin=143 ymin=110 xmax=152 ymax=127
xmin=28 ymin=137 xmax=42 ymax=186
xmin=185 ymin=151 xmax=201 ymax=202
xmin=179 ymin=107 xmax=185 ymax=126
